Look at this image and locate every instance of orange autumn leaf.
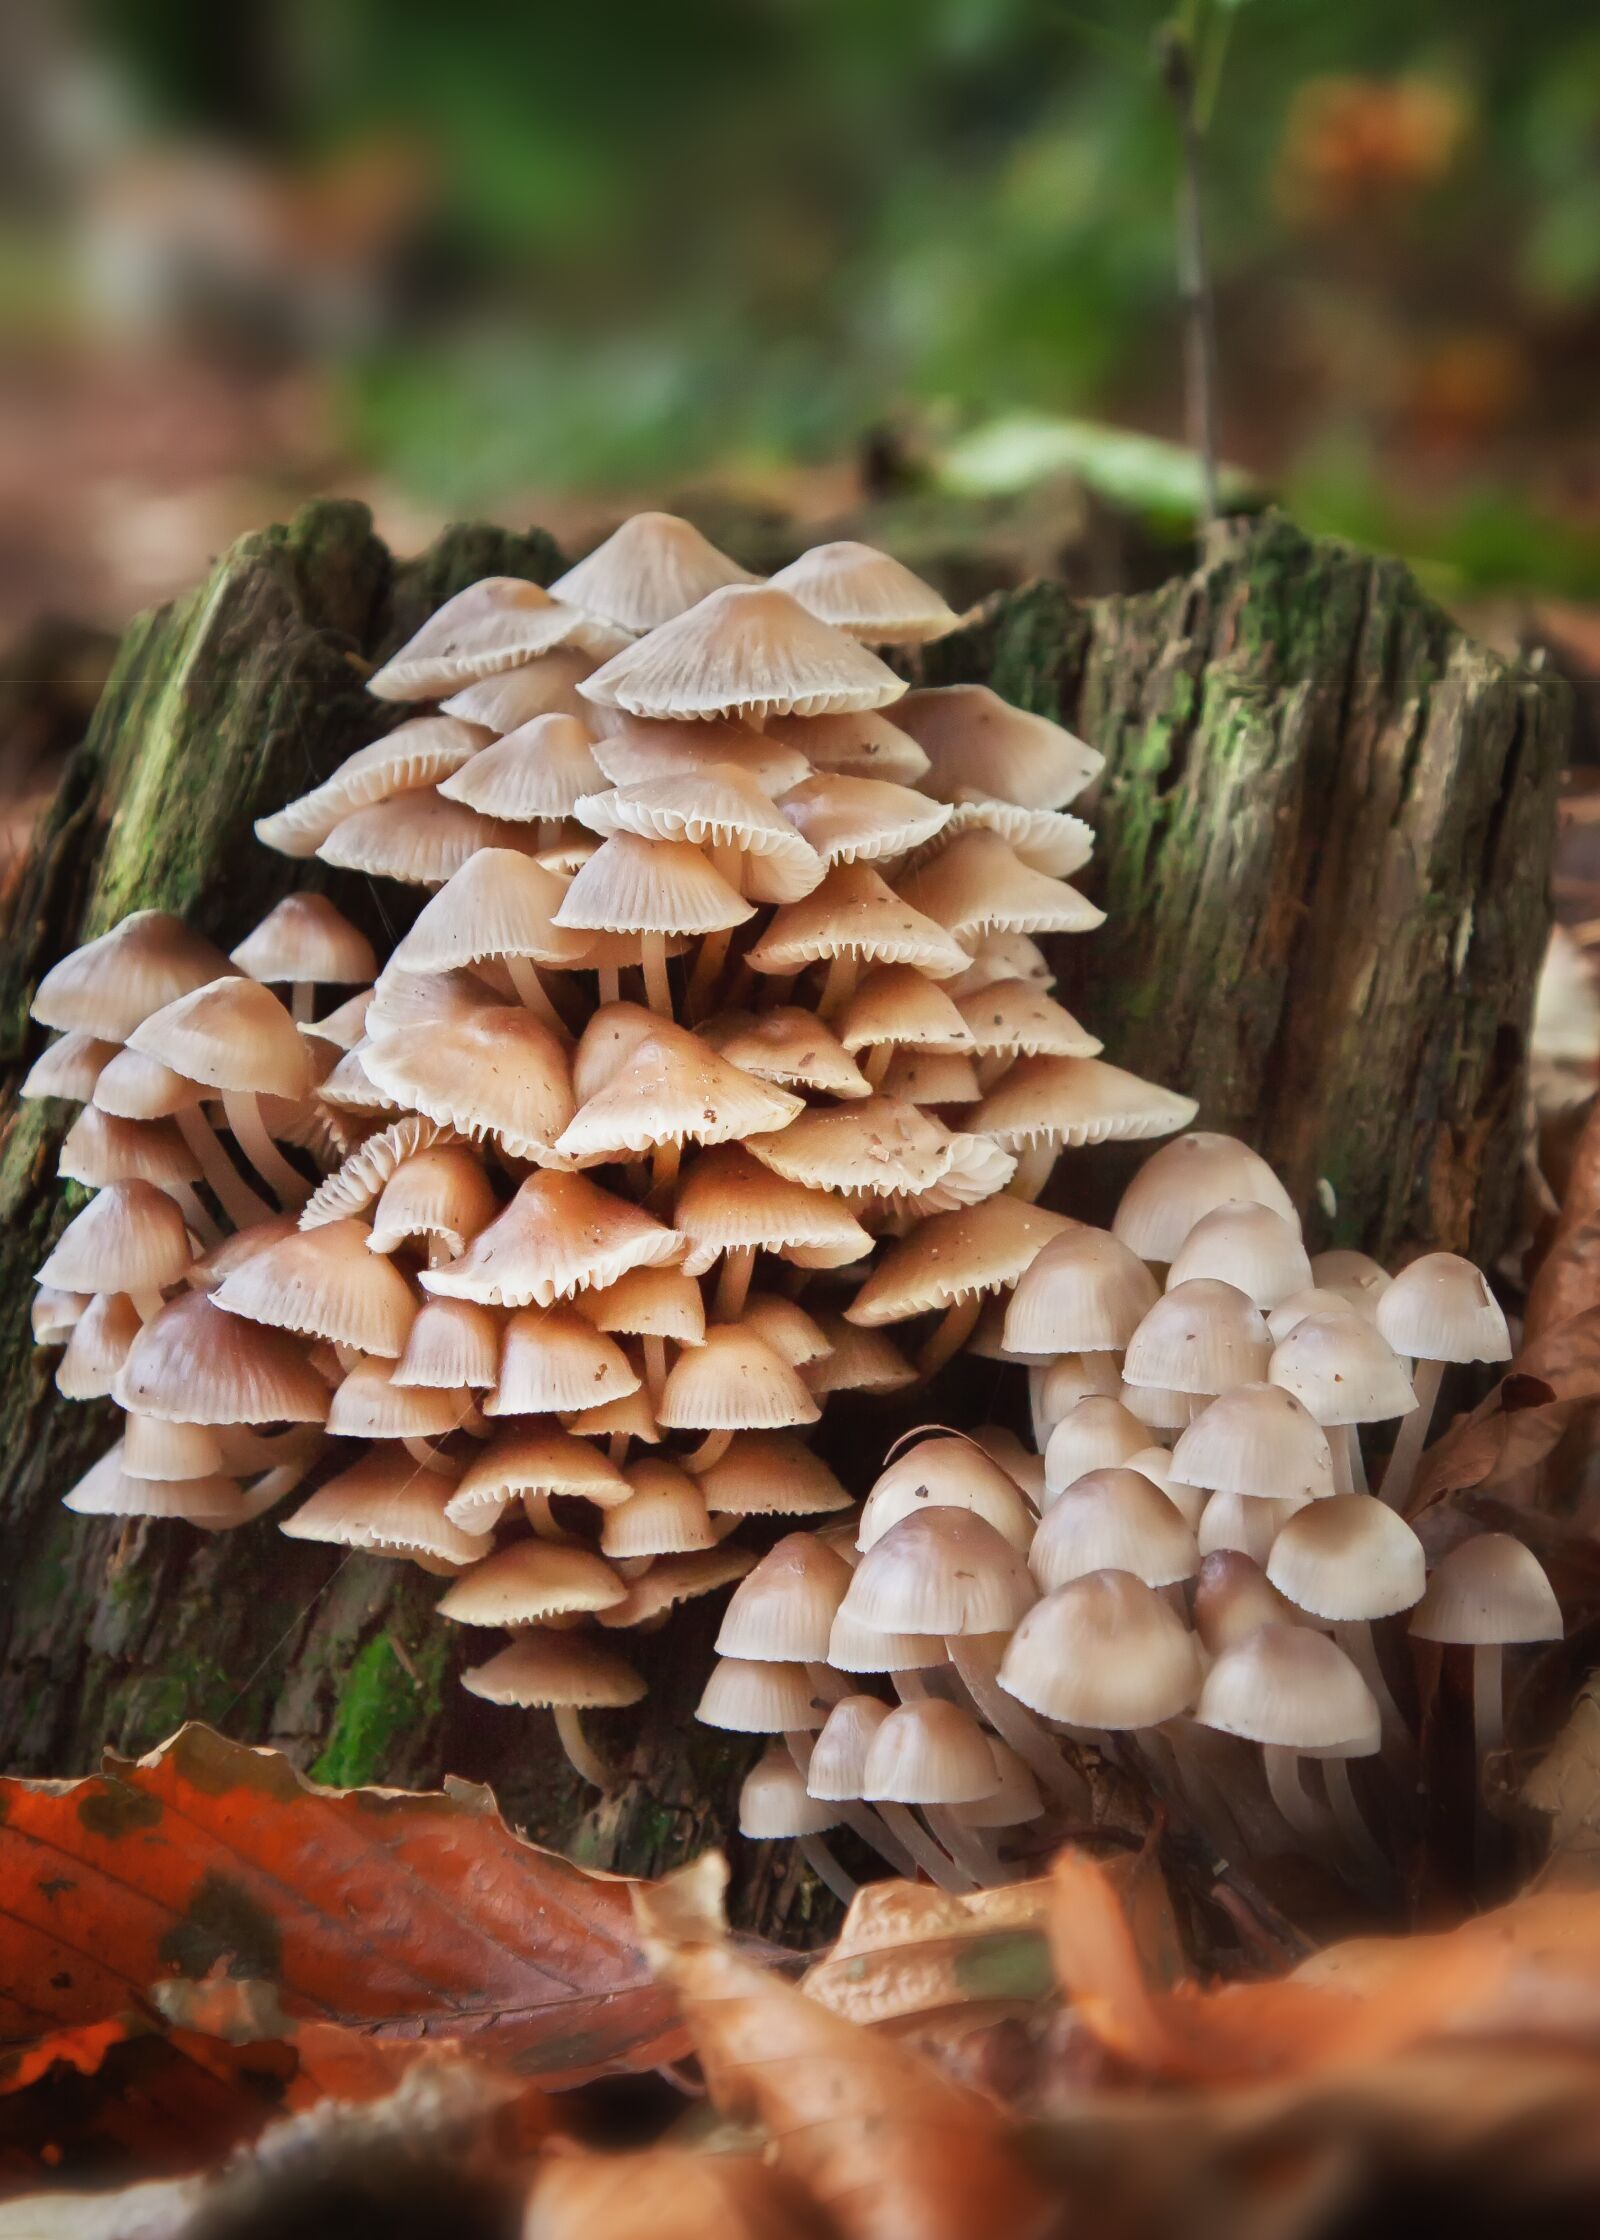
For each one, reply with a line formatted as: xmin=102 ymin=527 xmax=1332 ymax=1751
xmin=526 ymin=2147 xmax=826 ymax=2240
xmin=0 ymin=1724 xmax=682 ymax=2090
xmin=636 ymin=1857 xmax=1051 ymax=2240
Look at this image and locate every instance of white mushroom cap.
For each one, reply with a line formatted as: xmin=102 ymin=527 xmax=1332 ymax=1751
xmin=1170 ymin=1382 xmax=1335 ymax=1501
xmin=957 ymin=1739 xmax=1044 ymax=1827
xmin=715 ymin=1532 xmax=853 ymax=1662
xmin=1192 ymin=1550 xmax=1298 ymax=1656
xmin=1375 ymin=1252 xmax=1511 ymax=1365
xmin=857 ymin=1435 xmax=1035 ymax=1554
xmin=1042 ymin=1395 xmax=1150 ymax=1500
xmin=1267 ymin=1287 xmax=1367 ymax=1343
xmin=806 ymin=1694 xmax=892 ymax=1801
xmin=1409 ymin=1533 xmax=1562 ymax=1646
xmin=1308 ymin=1249 xmax=1391 ymax=1316
xmin=1123 ymin=1279 xmax=1271 ymax=1397
xmin=839 ymin=1507 xmax=1035 ymax=1638
xmin=1125 ymin=1446 xmax=1207 ymax=1529
xmin=1003 ymin=1227 xmax=1158 ymax=1357
xmin=1028 ymin=1350 xmax=1123 ymax=1446
xmin=1267 ymin=1494 xmax=1426 ymax=1621
xmin=1268 ymin=1308 xmax=1416 ymax=1424
xmin=1001 ymin=1570 xmax=1201 ymax=1728
xmin=1196 ymin=1489 xmax=1309 ymax=1566
xmin=739 ymin=1746 xmax=841 ymax=1839
xmin=1113 ymin=1133 xmax=1298 ymax=1264
xmin=860 ymin=1698 xmax=998 ymax=1806
xmin=1197 ymin=1623 xmax=1378 ymax=1751
xmin=1031 ymin=1466 xmax=1200 ymax=1592
xmin=1166 ymin=1200 xmax=1312 ymax=1310
xmin=695 ymin=1656 xmax=824 ymax=1733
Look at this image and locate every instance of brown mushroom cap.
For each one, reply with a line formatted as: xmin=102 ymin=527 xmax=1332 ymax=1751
xmin=956 ymin=979 xmax=1101 ymax=1060
xmin=64 ymin=1447 xmax=252 ymax=1532
xmin=715 ymin=1531 xmax=853 ymax=1662
xmin=591 ymin=715 xmax=812 ymax=796
xmin=657 ymin=1325 xmax=820 ymax=1432
xmin=1167 ymin=1201 xmax=1314 ymax=1312
xmin=768 ymin=540 xmax=960 ymax=647
xmin=779 ymin=771 xmax=950 ymax=868
xmin=580 ymin=583 xmax=908 ymax=724
xmin=486 ymin=1305 xmax=640 ymax=1415
xmin=1268 ymin=1309 xmax=1416 ymax=1425
xmin=281 ymin=1453 xmax=487 ymax=1567
xmin=745 ymin=1097 xmax=1000 ymax=1202
xmin=1192 ymin=1550 xmax=1298 ymax=1656
xmin=370 ymin=576 xmax=627 ymax=701
xmin=858 ymin=1435 xmax=1035 ymax=1553
xmin=848 ymin=1197 xmax=1076 ymax=1327
xmin=1002 ymin=1570 xmax=1201 ymax=1727
xmin=369 ymin=1147 xmax=499 ymax=1259
xmin=895 ymin=685 xmax=1103 ymax=810
xmin=446 ymin=1426 xmax=631 ymax=1531
xmin=461 ymin=1635 xmax=646 ymax=1711
xmin=805 ymin=1695 xmax=891 ymax=1800
xmin=674 ymin=1145 xmax=872 ymax=1276
xmin=803 ymin=1316 xmax=916 ymax=1397
xmin=595 ymin=1544 xmax=755 ymax=1629
xmin=214 ymin=1216 xmax=418 ymax=1356
xmin=696 ymin=1656 xmax=823 ymax=1734
xmin=602 ymin=1458 xmax=716 ymax=1558
xmin=1170 ymin=1383 xmax=1336 ymax=1501
xmin=129 ymin=976 xmax=314 ymax=1101
xmin=1041 ymin=1395 xmax=1151 ymax=1497
xmin=255 ymin=717 xmax=490 ymax=858
xmin=436 ymin=712 xmax=605 ymax=824
xmin=231 ymin=894 xmax=377 ymax=988
xmin=699 ymin=1009 xmax=870 ymax=1101
xmin=555 ymin=1028 xmax=802 ymax=1164
xmin=31 ymin=912 xmax=238 ymax=1040
xmin=436 ymin=1541 xmax=627 ymax=1625
xmin=392 ymin=1297 xmax=502 ymax=1391
xmin=574 ymin=1264 xmax=706 ymax=1345
xmin=550 ymin=513 xmax=758 ymax=636
xmin=1031 ymin=1466 xmax=1200 ymax=1592
xmin=56 ymin=1292 xmax=141 ymax=1400
xmin=931 ymin=794 xmax=1094 ymax=879
xmin=576 ymin=766 xmax=822 ymax=903
xmin=745 ymin=862 xmax=970 ymax=980
xmin=38 ymin=1179 xmax=193 ymax=1296
xmin=363 ymin=1005 xmax=574 ymax=1162
xmin=767 ymin=708 xmax=929 ymax=784
xmin=835 ymin=967 xmax=974 ymax=1056
xmin=115 ymin=1290 xmax=329 ymax=1423
xmin=324 ymin=1356 xmax=473 ymax=1440
xmin=741 ymin=1746 xmax=841 ymax=1839
xmin=422 ymin=1170 xmax=682 ymax=1310
xmin=696 ymin=1432 xmax=851 ymax=1516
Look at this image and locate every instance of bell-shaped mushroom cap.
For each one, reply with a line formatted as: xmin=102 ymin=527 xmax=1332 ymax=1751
xmin=596 ymin=1544 xmax=755 ymax=1630
xmin=1267 ymin=1494 xmax=1425 ymax=1621
xmin=437 ymin=711 xmax=603 ymax=823
xmin=959 ymin=1740 xmax=1045 ymax=1829
xmin=841 ymin=1507 xmax=1035 ymax=1637
xmin=321 ymin=1361 xmax=467 ymax=1444
xmin=1125 ymin=1446 xmax=1206 ymax=1529
xmin=1120 ymin=1383 xmax=1191 ymax=1435
xmin=462 ymin=1635 xmax=646 ymax=1712
xmin=1031 ymin=1466 xmax=1200 ymax=1592
xmin=806 ymin=1695 xmax=891 ymax=1801
xmin=1005 ymin=1227 xmax=1159 ymax=1357
xmin=554 ymin=1029 xmax=802 ymax=1165
xmin=780 ymin=772 xmax=950 ymax=867
xmin=551 ymin=513 xmax=758 ymax=636
xmin=716 ymin=1531 xmax=853 ymax=1662
xmin=1376 ymin=1251 xmax=1511 ymax=1365
xmin=437 ymin=1541 xmax=627 ymax=1626
xmin=746 ymin=862 xmax=969 ymax=980
xmin=592 ymin=715 xmax=812 ymax=796
xmin=121 ymin=1413 xmax=225 ymax=1483
xmin=1409 ymin=1532 xmax=1563 ymax=1646
xmin=975 ymin=1056 xmax=1198 ymax=1151
xmin=300 ymin=1115 xmax=463 ymax=1230
xmin=885 ymin=1048 xmax=986 ymax=1106
xmin=64 ymin=1447 xmax=252 ymax=1532
xmin=562 ymin=1384 xmax=661 ymax=1445
xmin=255 ymin=717 xmax=490 ymax=858
xmin=696 ymin=1656 xmax=823 ymax=1734
xmin=570 ymin=1000 xmax=660 ymax=1102
xmin=1031 ymin=1349 xmax=1124 ymax=1435
xmin=486 ymin=1305 xmax=639 ymax=1415
xmin=281 ymin=1454 xmax=486 ymax=1567
xmin=392 ymin=1297 xmax=502 ymax=1391
xmin=975 ymin=1424 xmax=1047 ymax=1509
xmin=129 ymin=976 xmax=313 ymax=1100
xmin=22 ymin=1030 xmax=117 ymax=1103
xmin=214 ymin=1217 xmax=416 ymax=1356
xmin=440 ymin=649 xmax=598 ymax=731
xmin=674 ymin=1146 xmax=871 ymax=1276
xmin=307 ymin=991 xmax=371 ymax=1050
xmin=658 ymin=1325 xmax=819 ymax=1432
xmin=388 ymin=851 xmax=594 ymax=976
xmin=848 ymin=1198 xmax=1075 ymax=1329
xmin=317 ymin=791 xmax=525 ymax=889
xmin=1266 ymin=1287 xmax=1365 ymax=1343
xmin=1124 ymin=1279 xmax=1272 ymax=1397
xmin=948 ymin=932 xmax=1054 ymax=1000
xmin=32 ymin=911 xmax=236 ymax=1040
xmin=553 ymin=831 xmax=752 ymax=939
xmin=577 ymin=767 xmax=822 ymax=900
xmin=1167 ymin=1201 xmax=1313 ymax=1311
xmin=746 ymin=1097 xmax=1003 ymax=1203
xmin=899 ymin=830 xmax=1103 ymax=942
xmin=316 ymin=1039 xmax=400 ymax=1121
xmin=1268 ymin=1308 xmax=1416 ymax=1425
xmin=1196 ymin=1490 xmax=1307 ymax=1566
xmin=933 ymin=793 xmax=1094 ymax=879
xmin=956 ymin=980 xmax=1101 ymax=1060
xmin=1192 ymin=1550 xmax=1297 ymax=1656
xmin=700 ymin=1009 xmax=869 ymax=1101
xmin=115 ymin=1290 xmax=329 ymax=1423
xmin=1309 ymin=1249 xmax=1391 ymax=1318
xmin=423 ymin=1170 xmax=681 ymax=1310
xmin=33 ymin=1285 xmax=87 ymax=1344
xmin=1114 ymin=1132 xmax=1298 ymax=1264
xmin=739 ymin=1747 xmax=842 ymax=1839
xmin=575 ymin=1265 xmax=706 ymax=1346
xmin=364 ymin=1006 xmax=574 ymax=1162
xmin=57 ymin=1107 xmax=197 ymax=1197
xmin=804 ymin=1317 xmax=916 ymax=1398
xmin=826 ymin=1604 xmax=947 ymax=1674
xmin=601 ymin=1458 xmax=715 ymax=1559
xmin=1171 ymin=1383 xmax=1336 ymax=1501
xmin=230 ymin=894 xmax=376 ymax=988
xmin=742 ymin=1295 xmax=830 ymax=1369
xmin=1042 ymin=1396 xmax=1151 ymax=1498
xmin=57 ymin=1292 xmax=141 ymax=1400
xmin=768 ymin=540 xmax=960 ymax=647
xmin=447 ymin=1427 xmax=632 ymax=1533
xmin=1197 ymin=1623 xmax=1379 ymax=1750
xmin=580 ymin=583 xmax=907 ymax=724
xmin=862 ymin=1699 xmax=997 ymax=1807
xmin=370 ymin=576 xmax=626 ymax=701
xmin=366 ymin=964 xmax=498 ymax=1041
xmin=38 ymin=1179 xmax=193 ymax=1296
xmin=857 ymin=1437 xmax=1035 ymax=1554
xmin=1001 ymin=1570 xmax=1201 ymax=1727
xmin=369 ymin=1147 xmax=498 ymax=1260
xmin=765 ymin=708 xmax=927 ymax=785
xmin=836 ymin=967 xmax=974 ymax=1057
xmin=697 ymin=1432 xmax=850 ymax=1517
xmin=894 ymin=684 xmax=1103 ymax=810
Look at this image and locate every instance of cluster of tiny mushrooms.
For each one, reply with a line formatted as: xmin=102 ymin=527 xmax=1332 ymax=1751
xmin=25 ymin=514 xmax=1559 ymax=1904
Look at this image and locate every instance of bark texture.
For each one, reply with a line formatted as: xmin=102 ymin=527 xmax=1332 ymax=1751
xmin=0 ymin=503 xmax=1566 ymax=1926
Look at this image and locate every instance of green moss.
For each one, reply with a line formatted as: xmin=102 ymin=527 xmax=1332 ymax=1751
xmin=311 ymin=1628 xmax=449 ymax=1789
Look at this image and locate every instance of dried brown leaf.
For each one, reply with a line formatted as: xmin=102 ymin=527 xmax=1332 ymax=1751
xmin=525 ymin=2148 xmax=828 ymax=2240
xmin=1407 ymin=1308 xmax=1600 ymax=1520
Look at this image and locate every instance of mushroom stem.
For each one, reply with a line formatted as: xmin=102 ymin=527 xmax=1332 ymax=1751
xmin=505 ymin=954 xmax=570 ymax=1041
xmin=651 ymin=1140 xmax=682 ymax=1195
xmin=554 ymin=1704 xmax=618 ymax=1791
xmin=239 ymin=1463 xmax=306 ymax=1516
xmin=891 ymin=1672 xmax=930 ymax=1704
xmin=168 ymin=1183 xmax=221 ymax=1249
xmin=290 ymin=982 xmax=315 ymax=1026
xmin=863 ymin=1044 xmax=893 ymax=1088
xmin=686 ymin=928 xmax=735 ymax=1019
xmin=1263 ymin=1744 xmax=1330 ymax=1854
xmin=1322 ymin=1755 xmax=1390 ymax=1889
xmin=641 ymin=934 xmax=673 ymax=1020
xmin=683 ymin=1431 xmax=734 ymax=1473
xmin=642 ymin=1335 xmax=667 ymax=1407
xmin=1007 ymin=1143 xmax=1056 ymax=1203
xmin=1344 ymin=1426 xmax=1369 ymax=1495
xmin=403 ymin=1436 xmax=455 ymax=1477
xmin=798 ymin=1834 xmax=858 ymax=1907
xmin=974 ymin=1052 xmax=1009 ymax=1094
xmin=1338 ymin=1618 xmax=1410 ymax=1752
xmin=221 ymin=1090 xmax=310 ymax=1211
xmin=524 ymin=1494 xmax=574 ymax=1543
xmin=714 ymin=1247 xmax=756 ymax=1321
xmin=129 ymin=1291 xmax=167 ymax=1325
xmin=875 ymin=1800 xmax=975 ymax=1892
xmin=1381 ymin=1357 xmax=1444 ymax=1512
xmin=784 ymin=1730 xmax=919 ymax=1880
xmin=176 ymin=1106 xmax=272 ymax=1229
xmin=818 ymin=953 xmax=859 ymax=1019
xmin=1473 ymin=1639 xmax=1505 ymax=1760
xmin=927 ymin=1807 xmax=1007 ymax=1888
xmin=949 ymin=1635 xmax=1086 ymax=1812
xmin=916 ymin=1293 xmax=983 ymax=1381
xmin=598 ymin=966 xmax=622 ymax=1006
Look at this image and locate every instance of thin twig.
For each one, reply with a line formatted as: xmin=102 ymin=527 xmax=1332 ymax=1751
xmin=1159 ymin=20 xmax=1222 ymax=526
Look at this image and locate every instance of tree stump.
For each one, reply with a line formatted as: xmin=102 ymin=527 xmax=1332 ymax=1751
xmin=0 ymin=502 xmax=1568 ymax=1921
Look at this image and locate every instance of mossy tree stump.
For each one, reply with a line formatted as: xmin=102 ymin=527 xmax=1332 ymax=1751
xmin=0 ymin=503 xmax=1567 ymax=1918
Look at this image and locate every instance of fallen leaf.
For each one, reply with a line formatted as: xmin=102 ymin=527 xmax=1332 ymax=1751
xmin=635 ymin=1857 xmax=1051 ymax=2240
xmin=526 ymin=2148 xmax=826 ymax=2239
xmin=1407 ymin=1307 xmax=1600 ymax=1520
xmin=1524 ymin=1672 xmax=1600 ymax=1889
xmin=1527 ymin=1094 xmax=1600 ymax=1344
xmin=0 ymin=1724 xmax=682 ymax=2091
xmin=801 ymin=1878 xmax=1054 ymax=2031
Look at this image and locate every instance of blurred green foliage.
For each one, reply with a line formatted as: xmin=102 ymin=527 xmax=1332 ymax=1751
xmin=86 ymin=0 xmax=1600 ymax=590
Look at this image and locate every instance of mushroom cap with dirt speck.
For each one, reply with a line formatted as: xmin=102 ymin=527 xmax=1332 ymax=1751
xmin=1124 ymin=1279 xmax=1272 ymax=1397
xmin=1171 ymin=1382 xmax=1336 ymax=1501
xmin=696 ymin=1656 xmax=824 ymax=1734
xmin=657 ymin=1324 xmax=820 ymax=1433
xmin=840 ymin=1505 xmax=1035 ymax=1637
xmin=767 ymin=707 xmax=929 ymax=784
xmin=485 ymin=1305 xmax=640 ymax=1416
xmin=1031 ymin=1466 xmax=1200 ymax=1592
xmin=804 ymin=1317 xmax=916 ymax=1399
xmin=573 ymin=1265 xmax=706 ymax=1346
xmin=746 ymin=1097 xmax=1007 ymax=1203
xmin=445 ymin=1428 xmax=631 ymax=1533
xmin=370 ymin=575 xmax=627 ymax=701
xmin=1268 ymin=1307 xmax=1417 ymax=1424
xmin=956 ymin=979 xmax=1101 ymax=1060
xmin=858 ymin=1435 xmax=1035 ymax=1554
xmin=555 ymin=1028 xmax=802 ymax=1165
xmin=214 ymin=1216 xmax=417 ymax=1357
xmin=1409 ymin=1533 xmax=1563 ymax=1645
xmin=699 ymin=1008 xmax=869 ymax=1100
xmin=368 ymin=1146 xmax=498 ymax=1260
xmin=1114 ymin=1133 xmax=1299 ymax=1265
xmin=1268 ymin=1494 xmax=1426 ymax=1621
xmin=746 ymin=861 xmax=970 ymax=980
xmin=848 ymin=1197 xmax=1076 ymax=1327
xmin=674 ymin=1146 xmax=873 ymax=1276
xmin=390 ymin=849 xmax=596 ymax=975
xmin=1376 ymin=1251 xmax=1512 ymax=1364
xmin=717 ymin=1531 xmax=854 ymax=1662
xmin=1167 ymin=1200 xmax=1313 ymax=1311
xmin=365 ymin=1005 xmax=575 ymax=1164
xmin=780 ymin=771 xmax=950 ymax=868
xmin=835 ymin=965 xmax=974 ymax=1056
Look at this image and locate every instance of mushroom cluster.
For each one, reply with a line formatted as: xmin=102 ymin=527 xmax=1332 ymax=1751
xmin=26 ymin=515 xmax=1197 ymax=1790
xmin=714 ymin=1129 xmax=1562 ymax=1902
